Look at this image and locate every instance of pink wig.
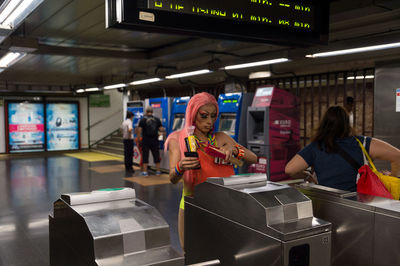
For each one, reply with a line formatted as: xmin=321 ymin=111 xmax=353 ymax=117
xmin=165 ymin=92 xmax=218 ymax=183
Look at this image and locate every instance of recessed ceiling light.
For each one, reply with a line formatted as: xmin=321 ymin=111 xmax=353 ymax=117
xmin=249 ymin=71 xmax=271 ymax=79
xmin=306 ymin=43 xmax=400 ymax=58
xmin=224 ymin=58 xmax=289 ymax=70
xmin=0 ymin=52 xmax=25 ymax=67
xmin=85 ymin=87 xmax=99 ymax=92
xmin=165 ymin=69 xmax=211 ymax=79
xmin=130 ymin=78 xmax=162 ymax=85
xmin=0 ymin=0 xmax=44 ymax=30
xmin=104 ymin=83 xmax=126 ymax=90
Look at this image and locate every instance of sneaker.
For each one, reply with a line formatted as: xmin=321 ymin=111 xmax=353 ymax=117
xmin=156 ymin=171 xmax=161 ymax=176
xmin=141 ymin=172 xmax=148 ymax=176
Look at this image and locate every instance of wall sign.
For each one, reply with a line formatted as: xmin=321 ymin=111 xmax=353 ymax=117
xmin=7 ymin=102 xmax=45 ymax=153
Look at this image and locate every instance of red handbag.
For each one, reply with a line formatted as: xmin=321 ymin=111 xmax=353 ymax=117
xmin=357 ymin=164 xmax=393 ymax=199
xmin=336 ymin=137 xmax=393 ymax=199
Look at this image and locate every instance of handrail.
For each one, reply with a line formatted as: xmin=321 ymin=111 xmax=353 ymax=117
xmin=89 ymin=128 xmax=120 ymax=149
xmin=85 ymin=109 xmax=122 ymax=130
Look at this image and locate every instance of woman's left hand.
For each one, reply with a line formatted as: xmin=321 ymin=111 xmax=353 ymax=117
xmin=220 ymin=144 xmax=237 ymax=161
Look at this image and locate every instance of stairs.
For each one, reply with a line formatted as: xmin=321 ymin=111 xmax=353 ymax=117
xmin=91 ymin=130 xmax=124 ymax=157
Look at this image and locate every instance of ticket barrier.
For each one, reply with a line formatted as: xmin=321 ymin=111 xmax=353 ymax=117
xmin=185 ymin=174 xmax=332 ymax=266
xmin=297 ymin=183 xmax=400 ymax=266
xmin=49 ymin=188 xmax=183 ymax=266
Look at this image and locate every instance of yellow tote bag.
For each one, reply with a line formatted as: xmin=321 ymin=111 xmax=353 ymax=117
xmin=355 ymin=137 xmax=400 ymax=200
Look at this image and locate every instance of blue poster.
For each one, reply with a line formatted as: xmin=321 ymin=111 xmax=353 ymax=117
xmin=8 ymin=102 xmax=45 ymax=152
xmin=46 ymin=103 xmax=79 ymax=151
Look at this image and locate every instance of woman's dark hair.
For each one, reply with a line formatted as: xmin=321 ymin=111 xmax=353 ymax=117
xmin=312 ymin=106 xmax=354 ymax=152
xmin=126 ymin=111 xmax=133 ymax=119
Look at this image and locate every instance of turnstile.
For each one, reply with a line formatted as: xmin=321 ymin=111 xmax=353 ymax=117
xmin=297 ymin=183 xmax=400 ymax=266
xmin=185 ymin=175 xmax=332 ymax=266
xmin=49 ymin=188 xmax=183 ymax=266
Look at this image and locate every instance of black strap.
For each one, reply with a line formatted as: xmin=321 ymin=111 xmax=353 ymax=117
xmin=336 ymin=144 xmax=362 ymax=171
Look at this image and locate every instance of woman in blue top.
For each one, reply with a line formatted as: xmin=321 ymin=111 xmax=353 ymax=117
xmin=285 ymin=106 xmax=400 ymax=192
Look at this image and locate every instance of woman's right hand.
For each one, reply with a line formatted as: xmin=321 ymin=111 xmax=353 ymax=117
xmin=179 ymin=156 xmax=200 ymax=171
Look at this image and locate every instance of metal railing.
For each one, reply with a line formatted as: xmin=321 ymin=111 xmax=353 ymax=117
xmin=89 ymin=128 xmax=121 ymax=149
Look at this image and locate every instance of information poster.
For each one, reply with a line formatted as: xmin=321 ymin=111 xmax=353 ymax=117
xmin=46 ymin=103 xmax=79 ymax=151
xmin=7 ymin=102 xmax=45 ymax=152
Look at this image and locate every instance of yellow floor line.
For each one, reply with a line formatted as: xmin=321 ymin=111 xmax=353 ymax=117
xmin=64 ymin=152 xmax=123 ymax=162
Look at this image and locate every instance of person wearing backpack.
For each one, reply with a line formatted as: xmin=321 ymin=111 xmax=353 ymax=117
xmin=137 ymin=106 xmax=165 ymax=176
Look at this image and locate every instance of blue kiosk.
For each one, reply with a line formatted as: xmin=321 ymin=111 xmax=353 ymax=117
xmin=145 ymin=97 xmax=172 ymax=171
xmin=169 ymin=96 xmax=190 ymax=135
xmin=215 ymin=92 xmax=254 ymax=144
xmin=146 ymin=97 xmax=172 ymax=144
xmin=126 ymin=101 xmax=144 ymax=165
xmin=126 ymin=101 xmax=144 ymax=138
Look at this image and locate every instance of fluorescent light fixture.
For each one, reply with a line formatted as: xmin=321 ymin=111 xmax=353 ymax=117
xmin=347 ymin=75 xmax=375 ymax=80
xmin=104 ymin=83 xmax=126 ymax=90
xmin=165 ymin=69 xmax=211 ymax=79
xmin=0 ymin=0 xmax=44 ymax=29
xmin=85 ymin=87 xmax=99 ymax=92
xmin=76 ymin=89 xmax=85 ymax=93
xmin=224 ymin=58 xmax=289 ymax=70
xmin=0 ymin=52 xmax=25 ymax=67
xmin=130 ymin=78 xmax=162 ymax=85
xmin=306 ymin=42 xmax=400 ymax=58
xmin=249 ymin=71 xmax=271 ymax=79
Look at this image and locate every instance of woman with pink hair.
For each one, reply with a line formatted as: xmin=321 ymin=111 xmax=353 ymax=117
xmin=165 ymin=92 xmax=257 ymax=249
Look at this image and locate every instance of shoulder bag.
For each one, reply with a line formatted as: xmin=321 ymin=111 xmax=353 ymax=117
xmin=355 ymin=137 xmax=400 ymax=200
xmin=335 ymin=138 xmax=393 ymax=199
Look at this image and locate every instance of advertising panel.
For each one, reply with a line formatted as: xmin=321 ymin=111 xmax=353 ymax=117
xmin=7 ymin=102 xmax=45 ymax=152
xmin=46 ymin=103 xmax=79 ymax=151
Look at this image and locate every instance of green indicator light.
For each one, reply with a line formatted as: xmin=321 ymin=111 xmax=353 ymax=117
xmin=232 ymin=100 xmax=238 ymax=103
xmin=295 ymin=5 xmax=311 ymax=12
xmin=279 ymin=19 xmax=290 ymax=26
xmin=155 ymin=1 xmax=162 ymax=8
xmin=250 ymin=0 xmax=272 ymax=5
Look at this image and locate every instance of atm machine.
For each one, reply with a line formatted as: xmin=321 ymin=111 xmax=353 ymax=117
xmin=247 ymin=86 xmax=300 ymax=181
xmin=215 ymin=92 xmax=254 ymax=143
xmin=215 ymin=92 xmax=254 ymax=174
xmin=127 ymin=101 xmax=144 ymax=165
xmin=169 ymin=96 xmax=190 ymax=135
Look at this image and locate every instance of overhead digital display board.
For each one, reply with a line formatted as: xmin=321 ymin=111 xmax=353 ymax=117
xmin=46 ymin=103 xmax=80 ymax=151
xmin=6 ymin=102 xmax=45 ymax=153
xmin=106 ymin=0 xmax=328 ymax=45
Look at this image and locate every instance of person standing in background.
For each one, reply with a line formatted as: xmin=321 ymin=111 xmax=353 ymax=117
xmin=121 ymin=111 xmax=134 ymax=176
xmin=138 ymin=106 xmax=165 ymax=176
xmin=344 ymin=96 xmax=354 ymax=126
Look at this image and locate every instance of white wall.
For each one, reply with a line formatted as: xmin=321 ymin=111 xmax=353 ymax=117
xmin=88 ymin=89 xmax=123 ymax=146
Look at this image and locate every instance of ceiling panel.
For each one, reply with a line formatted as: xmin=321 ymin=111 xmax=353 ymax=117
xmin=0 ymin=0 xmax=399 ymax=91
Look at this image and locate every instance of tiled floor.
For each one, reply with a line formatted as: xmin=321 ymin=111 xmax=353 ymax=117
xmin=0 ymin=153 xmax=183 ymax=266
